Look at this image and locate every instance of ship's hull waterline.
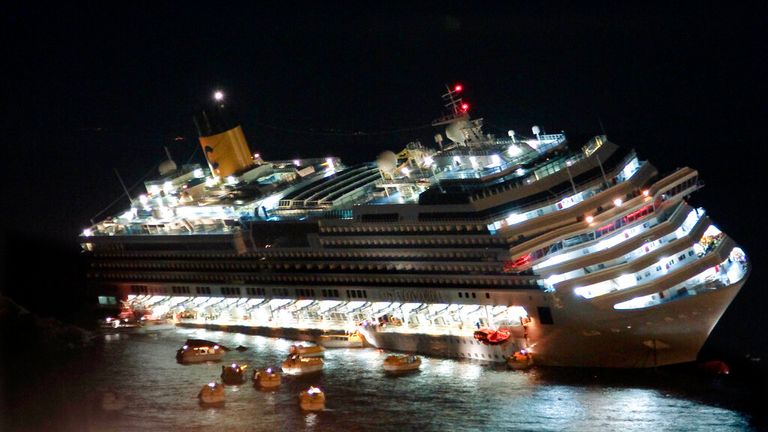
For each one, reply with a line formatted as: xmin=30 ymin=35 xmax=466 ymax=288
xmin=362 ymin=279 xmax=745 ymax=368
xmin=166 ymin=276 xmax=744 ymax=368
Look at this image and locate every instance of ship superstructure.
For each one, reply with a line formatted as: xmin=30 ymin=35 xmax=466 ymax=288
xmin=81 ymin=86 xmax=749 ymax=368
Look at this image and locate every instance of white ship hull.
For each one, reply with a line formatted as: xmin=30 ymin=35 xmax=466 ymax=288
xmin=363 ymin=329 xmax=523 ymax=363
xmin=318 ymin=335 xmax=365 ymax=348
xmin=363 ymin=277 xmax=746 ymax=368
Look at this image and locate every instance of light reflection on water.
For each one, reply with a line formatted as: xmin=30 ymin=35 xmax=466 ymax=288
xmin=32 ymin=329 xmax=755 ymax=431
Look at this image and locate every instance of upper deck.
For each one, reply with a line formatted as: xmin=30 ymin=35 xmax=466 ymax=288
xmin=81 ymin=85 xmax=638 ymax=241
xmin=81 ymin=131 xmax=628 ymax=241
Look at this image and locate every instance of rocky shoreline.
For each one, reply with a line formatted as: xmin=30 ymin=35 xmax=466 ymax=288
xmin=0 ymin=295 xmax=96 ymax=363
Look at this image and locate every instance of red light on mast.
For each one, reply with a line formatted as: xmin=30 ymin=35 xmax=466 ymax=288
xmin=461 ymin=103 xmax=469 ymax=112
xmin=454 ymin=84 xmax=463 ymax=92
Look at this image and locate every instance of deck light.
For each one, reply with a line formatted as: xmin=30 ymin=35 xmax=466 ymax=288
xmin=613 ymin=198 xmax=623 ymax=207
xmin=586 ymin=215 xmax=594 ymax=224
xmin=214 ymin=91 xmax=224 ymax=101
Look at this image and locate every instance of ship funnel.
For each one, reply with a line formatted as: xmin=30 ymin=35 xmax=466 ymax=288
xmin=194 ymin=99 xmax=254 ymax=178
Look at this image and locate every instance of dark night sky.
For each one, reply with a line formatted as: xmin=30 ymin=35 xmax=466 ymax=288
xmin=1 ymin=2 xmax=765 ymax=357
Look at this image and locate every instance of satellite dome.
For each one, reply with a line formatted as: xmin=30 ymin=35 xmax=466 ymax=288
xmin=377 ymin=151 xmax=397 ymax=171
xmin=159 ymin=159 xmax=177 ymax=176
xmin=159 ymin=147 xmax=178 ymax=176
xmin=445 ymin=119 xmax=470 ymax=144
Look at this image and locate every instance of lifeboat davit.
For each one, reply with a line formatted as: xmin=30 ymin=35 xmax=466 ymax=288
xmin=473 ymin=328 xmax=511 ymax=345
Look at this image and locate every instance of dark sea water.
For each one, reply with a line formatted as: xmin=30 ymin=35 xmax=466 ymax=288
xmin=2 ymin=328 xmax=762 ymax=431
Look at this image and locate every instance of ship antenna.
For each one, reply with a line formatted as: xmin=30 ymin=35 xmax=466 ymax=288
xmin=113 ymin=168 xmax=133 ymax=205
xmin=597 ymin=114 xmax=607 ymax=137
xmin=164 ymin=146 xmax=173 ymax=161
xmin=441 ymin=83 xmax=468 ymax=117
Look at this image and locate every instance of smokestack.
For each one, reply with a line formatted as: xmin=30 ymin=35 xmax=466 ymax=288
xmin=194 ymin=97 xmax=254 ymax=178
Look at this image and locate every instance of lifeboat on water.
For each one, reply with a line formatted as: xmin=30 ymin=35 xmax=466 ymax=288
xmin=221 ymin=363 xmax=247 ymax=384
xmin=282 ymin=355 xmax=324 ymax=375
xmin=383 ymin=355 xmax=421 ymax=373
xmin=136 ymin=317 xmax=176 ymax=333
xmin=176 ymin=339 xmax=226 ymax=364
xmin=289 ymin=344 xmax=325 ymax=357
xmin=198 ymin=382 xmax=225 ymax=405
xmin=507 ymin=350 xmax=534 ymax=370
xmin=299 ymin=386 xmax=326 ymax=411
xmin=318 ymin=331 xmax=365 ymax=348
xmin=473 ymin=328 xmax=511 ymax=345
xmin=252 ymin=367 xmax=282 ymax=389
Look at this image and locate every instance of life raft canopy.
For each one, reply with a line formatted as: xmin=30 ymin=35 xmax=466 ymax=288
xmin=473 ymin=328 xmax=511 ymax=345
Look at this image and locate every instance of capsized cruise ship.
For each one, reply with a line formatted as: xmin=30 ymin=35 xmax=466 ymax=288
xmin=81 ymin=85 xmax=749 ymax=368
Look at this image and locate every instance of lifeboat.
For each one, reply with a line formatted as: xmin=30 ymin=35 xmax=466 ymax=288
xmin=289 ymin=344 xmax=325 ymax=357
xmin=198 ymin=382 xmax=225 ymax=405
xmin=282 ymin=355 xmax=324 ymax=376
xmin=136 ymin=317 xmax=176 ymax=333
xmin=299 ymin=386 xmax=326 ymax=411
xmin=100 ymin=316 xmax=140 ymax=332
xmin=176 ymin=340 xmax=226 ymax=364
xmin=507 ymin=350 xmax=533 ymax=370
xmin=221 ymin=363 xmax=247 ymax=384
xmin=318 ymin=331 xmax=365 ymax=348
xmin=383 ymin=354 xmax=421 ymax=373
xmin=252 ymin=367 xmax=282 ymax=389
xmin=473 ymin=328 xmax=511 ymax=345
